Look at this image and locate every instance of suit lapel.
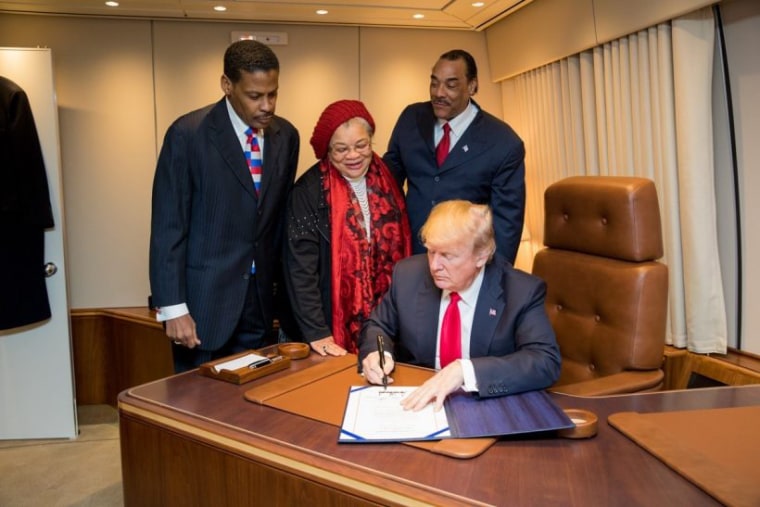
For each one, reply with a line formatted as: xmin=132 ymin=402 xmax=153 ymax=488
xmin=419 ymin=103 xmax=491 ymax=173
xmin=439 ymin=109 xmax=488 ymax=173
xmin=258 ymin=118 xmax=282 ymax=207
xmin=470 ymin=262 xmax=506 ymax=357
xmin=208 ymin=100 xmax=257 ymax=200
xmin=416 ymin=104 xmax=438 ymax=162
xmin=417 ymin=272 xmax=442 ymax=364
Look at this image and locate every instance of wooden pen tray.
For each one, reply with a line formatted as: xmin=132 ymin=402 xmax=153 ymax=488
xmin=199 ymin=349 xmax=291 ymax=384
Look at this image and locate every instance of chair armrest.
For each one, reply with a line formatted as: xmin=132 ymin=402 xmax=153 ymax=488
xmin=549 ymin=370 xmax=664 ymax=396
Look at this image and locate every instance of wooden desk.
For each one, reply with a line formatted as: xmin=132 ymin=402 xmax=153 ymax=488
xmin=118 ymin=354 xmax=760 ymax=506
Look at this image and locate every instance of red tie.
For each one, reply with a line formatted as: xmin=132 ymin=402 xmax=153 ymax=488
xmin=436 ymin=122 xmax=451 ymax=167
xmin=440 ymin=291 xmax=461 ymax=368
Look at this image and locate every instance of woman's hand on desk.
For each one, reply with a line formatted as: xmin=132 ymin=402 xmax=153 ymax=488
xmin=310 ymin=336 xmax=347 ymax=357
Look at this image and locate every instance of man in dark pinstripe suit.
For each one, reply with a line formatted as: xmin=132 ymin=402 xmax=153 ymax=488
xmin=149 ymin=40 xmax=299 ymax=372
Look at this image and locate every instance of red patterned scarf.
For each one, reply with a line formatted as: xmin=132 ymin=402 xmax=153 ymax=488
xmin=321 ymin=153 xmax=411 ymax=353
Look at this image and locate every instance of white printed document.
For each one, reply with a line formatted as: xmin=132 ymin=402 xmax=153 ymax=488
xmin=338 ymin=386 xmax=575 ymax=443
xmin=339 ymin=385 xmax=451 ymax=442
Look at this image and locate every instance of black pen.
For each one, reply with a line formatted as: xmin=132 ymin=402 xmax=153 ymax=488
xmin=247 ymin=357 xmax=272 ymax=369
xmin=377 ymin=334 xmax=388 ymax=390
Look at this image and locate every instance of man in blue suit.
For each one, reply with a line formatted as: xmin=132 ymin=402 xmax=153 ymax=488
xmin=150 ymin=40 xmax=299 ymax=372
xmin=383 ymin=49 xmax=525 ymax=264
xmin=360 ymin=201 xmax=559 ymax=411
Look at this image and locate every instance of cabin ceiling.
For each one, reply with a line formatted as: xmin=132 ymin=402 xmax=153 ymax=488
xmin=0 ymin=0 xmax=534 ymax=31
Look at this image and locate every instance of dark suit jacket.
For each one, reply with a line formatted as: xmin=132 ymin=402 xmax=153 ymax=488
xmin=0 ymin=76 xmax=54 ymax=330
xmin=360 ymin=254 xmax=560 ymax=398
xmin=149 ymin=98 xmax=299 ymax=351
xmin=383 ymin=101 xmax=525 ymax=263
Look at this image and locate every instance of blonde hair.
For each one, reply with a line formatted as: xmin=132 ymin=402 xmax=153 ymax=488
xmin=420 ymin=200 xmax=496 ymax=261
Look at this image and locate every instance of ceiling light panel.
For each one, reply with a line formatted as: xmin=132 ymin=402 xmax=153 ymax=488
xmin=180 ymin=1 xmax=469 ymax=29
xmin=445 ymin=0 xmax=534 ymax=28
xmin=0 ymin=0 xmax=186 ymax=18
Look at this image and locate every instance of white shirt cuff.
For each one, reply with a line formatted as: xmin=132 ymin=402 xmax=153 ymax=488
xmin=460 ymin=359 xmax=478 ymax=392
xmin=155 ymin=303 xmax=189 ymax=322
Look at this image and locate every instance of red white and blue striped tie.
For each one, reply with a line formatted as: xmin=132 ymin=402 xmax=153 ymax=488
xmin=245 ymin=127 xmax=262 ymax=195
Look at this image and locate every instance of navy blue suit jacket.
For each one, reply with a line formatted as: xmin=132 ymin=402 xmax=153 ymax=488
xmin=360 ymin=254 xmax=561 ymax=398
xmin=383 ymin=101 xmax=525 ymax=263
xmin=149 ymin=98 xmax=299 ymax=351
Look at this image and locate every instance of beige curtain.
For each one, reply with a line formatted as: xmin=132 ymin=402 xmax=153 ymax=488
xmin=504 ymin=7 xmax=727 ymax=353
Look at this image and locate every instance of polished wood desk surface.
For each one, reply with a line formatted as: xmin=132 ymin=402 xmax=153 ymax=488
xmin=119 ymin=352 xmax=760 ymax=506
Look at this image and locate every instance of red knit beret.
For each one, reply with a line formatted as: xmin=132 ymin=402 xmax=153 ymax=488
xmin=310 ymin=99 xmax=375 ymax=160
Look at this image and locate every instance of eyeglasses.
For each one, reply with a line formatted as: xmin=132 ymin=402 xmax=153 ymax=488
xmin=329 ymin=139 xmax=372 ymax=160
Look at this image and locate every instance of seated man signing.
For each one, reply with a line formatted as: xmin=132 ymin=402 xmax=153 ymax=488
xmin=359 ymin=200 xmax=560 ymax=411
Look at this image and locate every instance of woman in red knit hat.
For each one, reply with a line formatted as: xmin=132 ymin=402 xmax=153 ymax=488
xmin=283 ymin=100 xmax=411 ymax=356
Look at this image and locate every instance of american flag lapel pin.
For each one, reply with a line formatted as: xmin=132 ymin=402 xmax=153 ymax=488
xmin=489 ymin=308 xmax=496 ymax=317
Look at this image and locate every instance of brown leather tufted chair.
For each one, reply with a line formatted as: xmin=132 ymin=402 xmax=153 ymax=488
xmin=532 ymin=176 xmax=668 ymax=396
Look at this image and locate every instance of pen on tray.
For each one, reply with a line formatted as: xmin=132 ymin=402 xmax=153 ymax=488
xmin=377 ymin=334 xmax=388 ymax=390
xmin=247 ymin=357 xmax=272 ymax=369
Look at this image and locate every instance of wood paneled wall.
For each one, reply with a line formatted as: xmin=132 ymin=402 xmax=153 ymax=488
xmin=71 ymin=307 xmax=173 ymax=406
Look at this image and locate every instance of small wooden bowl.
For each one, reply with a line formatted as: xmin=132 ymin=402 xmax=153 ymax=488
xmin=558 ymin=409 xmax=598 ymax=439
xmin=278 ymin=342 xmax=310 ymax=360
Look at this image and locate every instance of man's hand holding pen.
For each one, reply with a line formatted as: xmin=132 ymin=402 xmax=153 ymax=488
xmin=360 ymin=336 xmax=465 ymax=412
xmin=376 ymin=335 xmax=389 ymax=389
xmin=362 ymin=336 xmax=395 ymax=387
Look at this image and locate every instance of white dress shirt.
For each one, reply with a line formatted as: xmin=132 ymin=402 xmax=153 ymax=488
xmin=433 ymin=100 xmax=479 ymax=155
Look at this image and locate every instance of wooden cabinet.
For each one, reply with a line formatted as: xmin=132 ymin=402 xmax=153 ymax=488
xmin=71 ymin=307 xmax=173 ymax=406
